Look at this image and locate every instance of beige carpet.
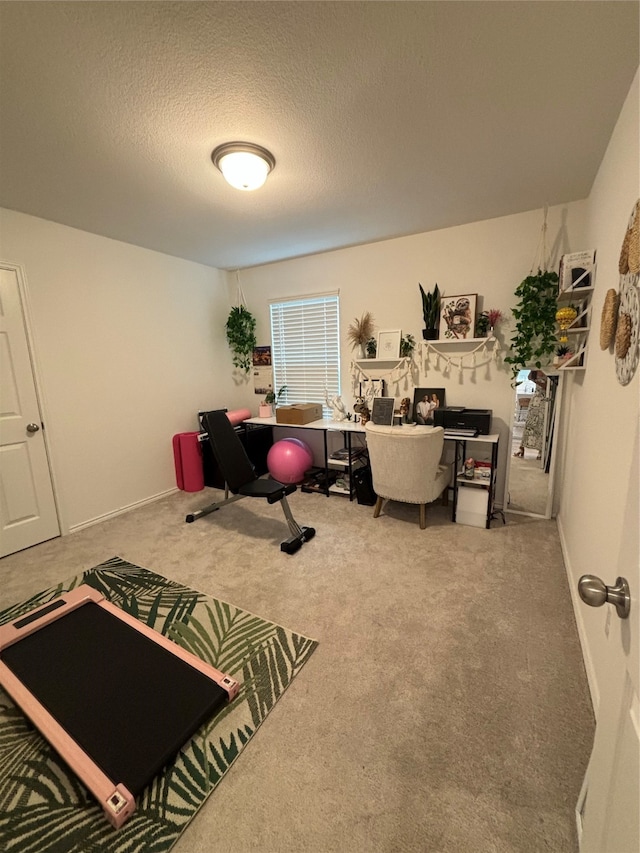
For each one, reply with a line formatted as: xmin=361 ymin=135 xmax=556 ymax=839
xmin=0 ymin=487 xmax=594 ymax=853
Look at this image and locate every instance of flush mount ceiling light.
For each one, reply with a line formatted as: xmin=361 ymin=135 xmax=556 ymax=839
xmin=211 ymin=142 xmax=275 ymax=191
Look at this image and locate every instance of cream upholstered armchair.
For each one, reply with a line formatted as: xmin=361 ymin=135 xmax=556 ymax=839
xmin=364 ymin=423 xmax=452 ymax=529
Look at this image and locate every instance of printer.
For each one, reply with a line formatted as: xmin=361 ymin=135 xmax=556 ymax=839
xmin=433 ymin=407 xmax=492 ymax=435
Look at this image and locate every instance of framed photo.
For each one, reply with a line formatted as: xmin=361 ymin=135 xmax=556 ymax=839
xmin=371 ymin=397 xmax=396 ymax=426
xmin=439 ymin=294 xmax=477 ymax=340
xmin=377 ymin=329 xmax=402 ymax=358
xmin=412 ymin=388 xmax=446 ymax=425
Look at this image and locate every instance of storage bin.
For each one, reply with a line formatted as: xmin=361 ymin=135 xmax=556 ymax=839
xmin=456 ymin=485 xmax=488 ymax=528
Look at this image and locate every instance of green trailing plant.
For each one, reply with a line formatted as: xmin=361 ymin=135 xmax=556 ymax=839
xmin=419 ymin=282 xmax=441 ymax=338
xmin=400 ymin=333 xmax=416 ymax=357
xmin=504 ymin=268 xmax=559 ymax=381
xmin=225 ymin=305 xmax=256 ymax=373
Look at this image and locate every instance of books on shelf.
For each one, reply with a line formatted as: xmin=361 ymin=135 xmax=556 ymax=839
xmin=559 ymin=250 xmax=596 ymax=294
xmin=329 ymin=447 xmax=367 ymax=462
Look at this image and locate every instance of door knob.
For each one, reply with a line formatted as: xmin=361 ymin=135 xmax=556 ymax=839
xmin=578 ymin=574 xmax=631 ymax=619
xmin=26 ymin=423 xmax=40 ymax=433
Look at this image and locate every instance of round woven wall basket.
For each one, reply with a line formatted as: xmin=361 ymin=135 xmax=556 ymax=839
xmin=615 ymin=277 xmax=639 ymax=386
xmin=619 ymin=199 xmax=640 ymax=275
xmin=615 ymin=312 xmax=632 ymax=359
xmin=599 ymin=289 xmax=619 ymax=350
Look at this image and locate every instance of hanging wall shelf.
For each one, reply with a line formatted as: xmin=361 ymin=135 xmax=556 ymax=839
xmin=351 ymin=357 xmax=414 ymax=396
xmin=420 ymin=335 xmax=502 ymax=377
xmin=555 ymin=283 xmax=595 ymax=371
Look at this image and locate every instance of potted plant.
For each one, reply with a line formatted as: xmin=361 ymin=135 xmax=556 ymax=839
xmin=475 ymin=311 xmax=490 ymax=338
xmin=365 ymin=337 xmax=377 ymax=358
xmin=553 ymin=344 xmax=573 ymax=367
xmin=225 ymin=305 xmax=256 ymax=374
xmin=419 ymin=282 xmax=441 ymax=340
xmin=347 ymin=312 xmax=375 ymax=358
xmin=504 ymin=269 xmax=559 ymax=382
xmin=400 ymin=333 xmax=416 ymax=358
xmin=486 ymin=308 xmax=504 ymax=331
xmin=259 ymin=385 xmax=287 ymax=417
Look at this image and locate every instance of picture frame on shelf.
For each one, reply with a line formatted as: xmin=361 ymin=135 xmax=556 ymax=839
xmin=439 ymin=294 xmax=477 ymax=340
xmin=412 ymin=388 xmax=446 ymax=425
xmin=376 ymin=329 xmax=402 ymax=358
xmin=359 ymin=379 xmax=385 ymax=398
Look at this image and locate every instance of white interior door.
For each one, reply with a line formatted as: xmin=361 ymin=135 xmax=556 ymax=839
xmin=0 ymin=265 xmax=59 ymax=557
xmin=577 ymin=425 xmax=639 ymax=852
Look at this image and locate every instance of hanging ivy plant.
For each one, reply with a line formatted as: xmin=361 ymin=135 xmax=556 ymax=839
xmin=225 ymin=305 xmax=256 ymax=373
xmin=504 ymin=268 xmax=559 ymax=381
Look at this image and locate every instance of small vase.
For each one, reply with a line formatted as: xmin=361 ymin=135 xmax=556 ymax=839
xmin=258 ymin=404 xmax=273 ymax=418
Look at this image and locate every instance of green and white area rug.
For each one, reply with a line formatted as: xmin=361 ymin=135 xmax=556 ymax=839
xmin=0 ymin=557 xmax=318 ymax=852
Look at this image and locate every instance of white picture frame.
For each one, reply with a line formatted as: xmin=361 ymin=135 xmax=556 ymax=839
xmin=376 ymin=329 xmax=402 ymax=358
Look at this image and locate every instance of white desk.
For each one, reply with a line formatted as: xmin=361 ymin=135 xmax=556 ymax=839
xmin=246 ymin=417 xmax=502 ymax=526
xmin=246 ymin=416 xmax=366 ymax=498
xmin=447 ymin=433 xmax=502 ymax=528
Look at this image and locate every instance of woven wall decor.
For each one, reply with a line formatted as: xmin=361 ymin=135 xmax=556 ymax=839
xmin=615 ymin=277 xmax=639 ymax=385
xmin=599 ymin=288 xmax=619 ymax=349
xmin=615 ymin=312 xmax=631 ymax=359
xmin=619 ymin=198 xmax=640 ymax=275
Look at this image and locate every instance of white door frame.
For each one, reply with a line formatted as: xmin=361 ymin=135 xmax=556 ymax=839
xmin=0 ymin=260 xmax=63 ymax=540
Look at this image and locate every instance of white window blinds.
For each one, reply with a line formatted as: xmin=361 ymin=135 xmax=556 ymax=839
xmin=270 ymin=294 xmax=340 ymax=414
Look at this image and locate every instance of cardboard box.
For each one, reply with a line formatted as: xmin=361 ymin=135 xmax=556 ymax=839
xmin=275 ymin=403 xmax=323 ymax=425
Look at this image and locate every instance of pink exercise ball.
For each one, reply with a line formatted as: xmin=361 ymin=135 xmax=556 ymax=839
xmin=267 ymin=438 xmax=314 ymax=484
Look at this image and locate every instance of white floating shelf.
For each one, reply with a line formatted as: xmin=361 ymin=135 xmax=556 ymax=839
xmin=421 ymin=336 xmax=497 ymax=346
xmin=354 ymin=357 xmax=408 ymax=367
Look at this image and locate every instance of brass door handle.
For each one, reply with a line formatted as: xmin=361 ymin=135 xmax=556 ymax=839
xmin=578 ymin=575 xmax=631 ymax=619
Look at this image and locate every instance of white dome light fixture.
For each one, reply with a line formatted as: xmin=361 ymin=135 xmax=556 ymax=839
xmin=211 ymin=142 xmax=275 ymax=191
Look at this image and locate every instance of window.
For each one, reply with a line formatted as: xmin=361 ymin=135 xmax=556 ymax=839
xmin=270 ymin=293 xmax=340 ymax=415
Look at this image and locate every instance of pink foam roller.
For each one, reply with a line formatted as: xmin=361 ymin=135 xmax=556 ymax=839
xmin=226 ymin=408 xmax=251 ymax=426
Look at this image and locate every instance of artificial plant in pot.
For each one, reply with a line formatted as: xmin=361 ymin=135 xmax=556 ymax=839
xmin=347 ymin=312 xmax=375 ymax=358
xmin=504 ymin=268 xmax=559 ymax=382
xmin=419 ymin=283 xmax=441 ymax=340
xmin=261 ymin=385 xmax=287 ymax=416
xmin=225 ymin=305 xmax=256 ymax=373
xmin=400 ymin=333 xmax=416 ymax=358
xmin=475 ymin=312 xmax=491 ymax=338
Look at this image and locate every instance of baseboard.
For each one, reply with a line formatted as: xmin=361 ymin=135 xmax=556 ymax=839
xmin=556 ymin=513 xmax=600 ymax=716
xmin=68 ymin=488 xmax=179 ymax=534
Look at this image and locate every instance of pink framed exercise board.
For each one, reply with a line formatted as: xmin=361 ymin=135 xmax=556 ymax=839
xmin=0 ymin=585 xmax=239 ymax=828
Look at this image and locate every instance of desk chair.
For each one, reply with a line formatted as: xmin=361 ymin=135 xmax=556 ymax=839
xmin=186 ymin=410 xmax=315 ymax=554
xmin=365 ymin=423 xmax=452 ymax=529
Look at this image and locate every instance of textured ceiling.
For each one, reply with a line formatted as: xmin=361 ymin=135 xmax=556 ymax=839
xmin=0 ymin=2 xmax=637 ymax=270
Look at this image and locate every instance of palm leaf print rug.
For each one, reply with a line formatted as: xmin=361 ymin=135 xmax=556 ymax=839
xmin=0 ymin=557 xmax=318 ymax=853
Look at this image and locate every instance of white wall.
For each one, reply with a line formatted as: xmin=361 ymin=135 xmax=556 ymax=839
xmin=556 ymin=69 xmax=639 ymax=711
xmin=0 ymin=209 xmax=243 ymax=531
xmin=236 ymin=201 xmax=587 ymax=505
